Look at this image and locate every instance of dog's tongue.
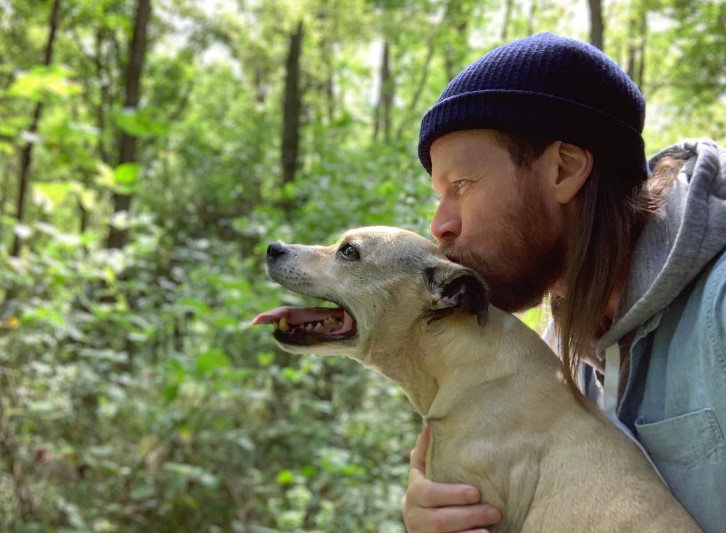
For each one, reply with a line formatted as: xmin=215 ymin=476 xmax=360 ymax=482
xmin=252 ymin=306 xmax=346 ymax=326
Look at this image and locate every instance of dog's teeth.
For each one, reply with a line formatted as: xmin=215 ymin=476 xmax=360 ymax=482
xmin=323 ymin=317 xmax=337 ymax=327
xmin=305 ymin=323 xmax=313 ymax=332
xmin=278 ymin=317 xmax=290 ymax=332
xmin=313 ymin=322 xmax=324 ymax=332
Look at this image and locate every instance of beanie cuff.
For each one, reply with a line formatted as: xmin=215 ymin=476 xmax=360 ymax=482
xmin=418 ymin=90 xmax=647 ymax=181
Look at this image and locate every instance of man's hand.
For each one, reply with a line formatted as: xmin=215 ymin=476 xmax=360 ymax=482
xmin=402 ymin=425 xmax=502 ymax=533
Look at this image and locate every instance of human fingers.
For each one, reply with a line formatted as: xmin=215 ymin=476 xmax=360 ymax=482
xmin=403 ymin=498 xmax=502 ymax=533
xmin=409 ymin=425 xmax=431 ymax=477
xmin=404 ymin=426 xmax=501 ymax=531
xmin=406 ymin=469 xmax=482 ymax=508
xmin=407 ymin=425 xmax=481 ymax=507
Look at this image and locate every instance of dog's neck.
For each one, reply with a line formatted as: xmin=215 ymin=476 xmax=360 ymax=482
xmin=365 ymin=306 xmax=549 ymax=418
xmin=364 ymin=334 xmax=441 ymax=415
xmin=423 ymin=308 xmax=527 ymax=418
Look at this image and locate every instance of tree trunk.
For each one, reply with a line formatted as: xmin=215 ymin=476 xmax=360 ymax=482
xmin=10 ymin=0 xmax=62 ymax=257
xmin=373 ymin=40 xmax=393 ymax=143
xmin=281 ymin=20 xmax=304 ymax=193
xmin=316 ymin=0 xmax=336 ymax=125
xmin=0 ymin=166 xmax=10 ymax=221
xmin=443 ymin=0 xmax=470 ymax=84
xmin=93 ymin=28 xmax=111 ymax=163
xmin=501 ymin=0 xmax=514 ymax=41
xmin=626 ymin=7 xmax=647 ymax=88
xmin=637 ymin=28 xmax=646 ymax=90
xmin=395 ymin=39 xmax=435 ymax=140
xmin=527 ymin=0 xmax=538 ymax=36
xmin=106 ymin=0 xmax=151 ymax=250
xmin=254 ymin=67 xmax=267 ymax=105
xmin=588 ymin=0 xmax=604 ymax=50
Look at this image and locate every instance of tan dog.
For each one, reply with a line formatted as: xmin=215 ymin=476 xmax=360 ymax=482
xmin=253 ymin=226 xmax=701 ymax=532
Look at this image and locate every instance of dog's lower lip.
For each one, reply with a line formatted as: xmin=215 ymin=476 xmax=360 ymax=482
xmin=273 ymin=327 xmax=356 ymax=346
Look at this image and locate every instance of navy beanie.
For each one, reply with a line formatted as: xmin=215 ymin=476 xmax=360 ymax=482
xmin=418 ymin=33 xmax=648 ymax=182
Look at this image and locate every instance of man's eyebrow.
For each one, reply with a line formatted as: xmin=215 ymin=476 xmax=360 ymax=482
xmin=433 ymin=167 xmax=486 ymax=188
xmin=431 ymin=169 xmax=449 ymax=189
xmin=452 ymin=169 xmax=486 ymax=181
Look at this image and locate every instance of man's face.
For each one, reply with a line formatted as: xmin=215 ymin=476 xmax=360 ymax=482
xmin=429 ymin=130 xmax=566 ymax=312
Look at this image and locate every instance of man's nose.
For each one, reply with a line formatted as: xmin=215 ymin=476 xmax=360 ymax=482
xmin=267 ymin=242 xmax=287 ymax=259
xmin=430 ymin=202 xmax=462 ymax=243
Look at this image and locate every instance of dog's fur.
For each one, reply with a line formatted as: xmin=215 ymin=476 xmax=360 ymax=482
xmin=254 ymin=226 xmax=702 ymax=532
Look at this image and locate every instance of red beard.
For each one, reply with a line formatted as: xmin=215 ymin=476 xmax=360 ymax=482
xmin=438 ymin=182 xmax=566 ymax=313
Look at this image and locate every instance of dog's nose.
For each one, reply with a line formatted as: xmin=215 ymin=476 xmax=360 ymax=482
xmin=267 ymin=242 xmax=287 ymax=259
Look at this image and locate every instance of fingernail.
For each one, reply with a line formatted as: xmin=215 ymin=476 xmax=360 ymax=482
xmin=482 ymin=505 xmax=501 ymax=521
xmin=464 ymin=487 xmax=480 ymax=503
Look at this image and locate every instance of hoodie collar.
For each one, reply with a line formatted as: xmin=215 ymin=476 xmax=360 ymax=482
xmin=592 ymin=138 xmax=726 ymax=368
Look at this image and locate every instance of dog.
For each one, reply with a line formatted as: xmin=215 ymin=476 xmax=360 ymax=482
xmin=252 ymin=226 xmax=702 ymax=532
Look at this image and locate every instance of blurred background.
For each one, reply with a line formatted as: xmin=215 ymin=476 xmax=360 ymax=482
xmin=0 ymin=0 xmax=723 ymax=531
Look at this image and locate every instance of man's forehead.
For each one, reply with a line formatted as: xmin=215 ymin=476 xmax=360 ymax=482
xmin=431 ymin=131 xmax=509 ymax=178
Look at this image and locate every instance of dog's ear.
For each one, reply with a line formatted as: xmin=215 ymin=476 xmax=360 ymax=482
xmin=425 ymin=263 xmax=489 ymax=327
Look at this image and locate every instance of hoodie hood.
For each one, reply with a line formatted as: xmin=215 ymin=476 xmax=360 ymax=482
xmin=594 ymin=138 xmax=726 ymax=368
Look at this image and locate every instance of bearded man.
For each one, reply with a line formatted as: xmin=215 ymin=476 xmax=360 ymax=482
xmin=403 ymin=33 xmax=726 ymax=533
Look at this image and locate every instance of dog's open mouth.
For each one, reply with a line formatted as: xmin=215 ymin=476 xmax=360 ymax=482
xmin=252 ymin=305 xmax=356 ymax=345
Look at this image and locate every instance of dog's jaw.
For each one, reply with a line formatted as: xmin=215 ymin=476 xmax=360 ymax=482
xmin=253 ymin=305 xmax=357 ymax=348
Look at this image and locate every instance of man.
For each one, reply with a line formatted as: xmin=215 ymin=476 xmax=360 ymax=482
xmin=402 ymin=33 xmax=726 ymax=532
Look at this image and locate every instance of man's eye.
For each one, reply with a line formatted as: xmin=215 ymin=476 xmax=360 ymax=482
xmin=452 ymin=180 xmax=468 ymax=192
xmin=338 ymin=243 xmax=360 ymax=260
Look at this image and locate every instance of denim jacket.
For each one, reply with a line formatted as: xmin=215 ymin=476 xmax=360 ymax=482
xmin=585 ymin=139 xmax=726 ymax=532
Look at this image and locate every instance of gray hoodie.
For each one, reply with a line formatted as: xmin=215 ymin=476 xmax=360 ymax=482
xmin=586 ymin=138 xmax=726 ymax=532
xmin=597 ymin=138 xmax=726 ymax=357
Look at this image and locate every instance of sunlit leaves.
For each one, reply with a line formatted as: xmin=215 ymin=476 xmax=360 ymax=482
xmin=277 ymin=469 xmax=296 ymax=485
xmin=113 ymin=107 xmax=170 ymax=138
xmin=114 ymin=162 xmax=141 ymax=186
xmin=95 ymin=161 xmax=142 ymax=194
xmin=6 ymin=65 xmax=83 ymax=101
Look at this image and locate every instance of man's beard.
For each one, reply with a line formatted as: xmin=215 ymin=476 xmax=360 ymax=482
xmin=439 ymin=182 xmax=566 ymax=313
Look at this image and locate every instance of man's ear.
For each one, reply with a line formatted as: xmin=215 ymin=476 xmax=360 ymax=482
xmin=425 ymin=263 xmax=489 ymax=327
xmin=548 ymin=141 xmax=593 ymax=205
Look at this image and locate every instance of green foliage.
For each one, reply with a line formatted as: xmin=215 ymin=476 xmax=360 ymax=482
xmin=2 ymin=213 xmax=409 ymax=532
xmin=0 ymin=0 xmax=723 ymax=531
xmin=113 ymin=108 xmax=169 ymax=139
xmin=6 ymin=66 xmax=83 ymax=101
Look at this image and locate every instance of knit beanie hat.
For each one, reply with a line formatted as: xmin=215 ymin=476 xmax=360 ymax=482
xmin=418 ymin=33 xmax=648 ymax=182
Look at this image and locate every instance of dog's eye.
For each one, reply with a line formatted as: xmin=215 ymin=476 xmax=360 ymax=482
xmin=338 ymin=243 xmax=360 ymax=261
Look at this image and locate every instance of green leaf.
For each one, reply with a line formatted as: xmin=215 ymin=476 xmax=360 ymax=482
xmin=257 ymin=352 xmax=275 ymax=367
xmin=519 ymin=303 xmax=550 ymax=334
xmin=281 ymin=367 xmax=300 ymax=382
xmin=221 ymin=369 xmax=253 ymax=381
xmin=7 ymin=65 xmax=82 ymax=101
xmin=178 ymin=298 xmax=212 ymax=315
xmin=113 ymin=107 xmax=169 ymax=138
xmin=114 ymin=162 xmax=140 ymax=185
xmin=195 ymin=349 xmax=230 ymax=373
xmin=163 ymin=383 xmax=179 ymax=404
xmin=167 ymin=359 xmax=187 ymax=381
xmin=276 ymin=469 xmax=296 ymax=486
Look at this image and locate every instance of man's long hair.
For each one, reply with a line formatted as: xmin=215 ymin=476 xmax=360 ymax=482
xmin=496 ymin=131 xmax=682 ymax=395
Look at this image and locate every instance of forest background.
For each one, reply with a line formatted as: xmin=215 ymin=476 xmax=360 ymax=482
xmin=0 ymin=0 xmax=724 ymax=531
